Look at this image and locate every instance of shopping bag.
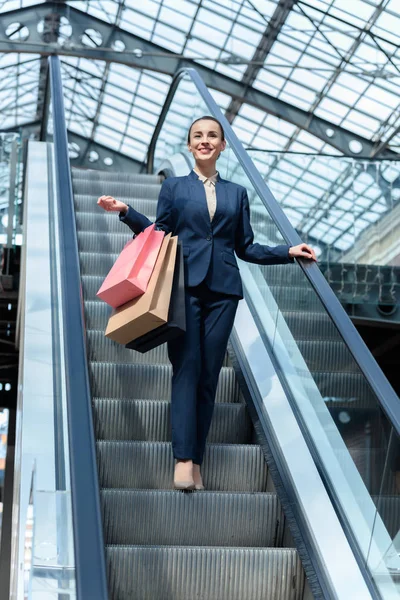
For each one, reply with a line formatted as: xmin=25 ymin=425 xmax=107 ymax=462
xmin=126 ymin=241 xmax=186 ymax=353
xmin=97 ymin=223 xmax=164 ymax=308
xmin=105 ymin=234 xmax=177 ymax=344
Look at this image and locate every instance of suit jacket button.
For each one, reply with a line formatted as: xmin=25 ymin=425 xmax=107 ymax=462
xmin=206 ymin=236 xmax=211 ymax=241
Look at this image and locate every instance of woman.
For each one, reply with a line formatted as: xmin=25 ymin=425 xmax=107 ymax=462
xmin=98 ymin=115 xmax=316 ymax=491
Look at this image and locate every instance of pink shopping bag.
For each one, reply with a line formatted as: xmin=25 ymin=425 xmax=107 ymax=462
xmin=97 ymin=223 xmax=165 ymax=308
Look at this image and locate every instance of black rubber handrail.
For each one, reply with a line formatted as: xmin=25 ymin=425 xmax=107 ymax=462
xmin=48 ymin=55 xmax=108 ymax=600
xmin=148 ymin=67 xmax=400 ymax=438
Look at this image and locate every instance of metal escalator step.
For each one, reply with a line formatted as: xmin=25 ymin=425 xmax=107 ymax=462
xmin=101 ymin=489 xmax=283 ymax=547
xmin=78 ymin=231 xmax=135 ymax=254
xmin=72 ymin=179 xmax=161 ymax=199
xmin=72 ymin=169 xmax=162 ymax=184
xmin=105 ymin=546 xmax=304 ymax=600
xmin=74 ymin=195 xmax=158 ymax=215
xmin=90 ymin=363 xmax=242 ymax=403
xmin=93 ymin=399 xmax=251 ymax=443
xmin=261 ymin=284 xmax=326 ymax=312
xmin=295 ymin=340 xmax=360 ymax=373
xmin=87 ymin=331 xmax=169 ymax=364
xmin=80 ymin=252 xmax=117 ymax=275
xmin=260 ymin=263 xmax=306 ymax=286
xmin=75 ymin=212 xmax=135 ymax=235
xmin=84 ymin=301 xmax=112 ymax=330
xmin=370 ymin=496 xmax=400 ymax=539
xmin=313 ymin=371 xmax=376 ymax=406
xmin=81 ymin=275 xmax=121 ymax=301
xmin=86 ymin=330 xmax=231 ymax=367
xmin=280 ymin=310 xmax=341 ymax=341
xmin=97 ymin=442 xmax=265 ymax=491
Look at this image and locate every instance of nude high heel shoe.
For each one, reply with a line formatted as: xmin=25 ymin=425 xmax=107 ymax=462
xmin=193 ymin=463 xmax=205 ymax=491
xmin=174 ymin=460 xmax=195 ymax=490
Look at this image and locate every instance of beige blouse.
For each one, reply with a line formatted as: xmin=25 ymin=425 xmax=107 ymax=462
xmin=194 ymin=168 xmax=218 ymax=222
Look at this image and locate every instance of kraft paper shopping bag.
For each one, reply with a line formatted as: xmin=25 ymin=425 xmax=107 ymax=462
xmin=105 ymin=234 xmax=177 ymax=345
xmin=126 ymin=242 xmax=186 ymax=353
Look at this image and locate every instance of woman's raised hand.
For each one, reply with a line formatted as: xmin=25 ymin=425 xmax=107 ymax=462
xmin=97 ymin=195 xmax=128 ymax=214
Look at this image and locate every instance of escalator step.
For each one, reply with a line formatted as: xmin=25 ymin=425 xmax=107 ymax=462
xmin=78 ymin=231 xmax=136 ymax=254
xmin=72 ymin=170 xmax=162 ymax=184
xmin=74 ymin=194 xmax=158 ymax=215
xmin=80 ymin=252 xmax=117 ymax=275
xmin=101 ymin=489 xmax=283 ymax=547
xmin=313 ymin=371 xmax=376 ymax=406
xmin=86 ymin=330 xmax=231 ymax=367
xmin=75 ymin=211 xmax=135 ymax=235
xmin=108 ymin=545 xmax=304 ymax=600
xmin=72 ymin=179 xmax=162 ymax=199
xmin=105 ymin=546 xmax=304 ymax=600
xmin=295 ymin=340 xmax=361 ymax=373
xmin=261 ymin=284 xmax=326 ymax=312
xmin=93 ymin=399 xmax=251 ymax=443
xmin=280 ymin=310 xmax=341 ymax=341
xmin=97 ymin=441 xmax=266 ymax=491
xmin=89 ymin=363 xmax=242 ymax=403
xmin=84 ymin=301 xmax=112 ymax=330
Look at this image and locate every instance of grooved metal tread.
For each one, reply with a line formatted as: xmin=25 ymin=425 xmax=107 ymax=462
xmin=292 ymin=340 xmax=361 ymax=373
xmin=73 ymin=179 xmax=162 ymax=198
xmin=74 ymin=195 xmax=158 ymax=216
xmin=105 ymin=545 xmax=305 ymax=600
xmin=93 ymin=398 xmax=250 ymax=443
xmin=101 ymin=489 xmax=283 ymax=547
xmin=72 ymin=170 xmax=162 ymax=184
xmin=97 ymin=441 xmax=265 ymax=491
xmin=86 ymin=329 xmax=227 ymax=367
xmin=89 ymin=362 xmax=242 ymax=403
xmin=78 ymin=231 xmax=135 ymax=254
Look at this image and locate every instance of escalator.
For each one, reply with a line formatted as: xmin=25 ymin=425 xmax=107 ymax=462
xmin=72 ymin=168 xmax=308 ymax=599
xmin=9 ymin=56 xmax=400 ymax=600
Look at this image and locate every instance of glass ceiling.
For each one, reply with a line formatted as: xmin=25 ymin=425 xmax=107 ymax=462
xmin=0 ymin=0 xmax=399 ymax=254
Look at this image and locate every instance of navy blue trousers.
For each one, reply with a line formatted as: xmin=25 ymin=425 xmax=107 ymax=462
xmin=167 ymin=282 xmax=239 ymax=465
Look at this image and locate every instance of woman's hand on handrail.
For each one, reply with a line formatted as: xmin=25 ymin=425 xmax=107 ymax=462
xmin=97 ymin=195 xmax=128 ymax=215
xmin=289 ymin=243 xmax=317 ymax=261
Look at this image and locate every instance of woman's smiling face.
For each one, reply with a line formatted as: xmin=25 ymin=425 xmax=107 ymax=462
xmin=188 ymin=119 xmax=226 ymax=164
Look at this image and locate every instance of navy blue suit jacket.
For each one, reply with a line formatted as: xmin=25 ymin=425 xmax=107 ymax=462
xmin=120 ymin=170 xmax=293 ymax=298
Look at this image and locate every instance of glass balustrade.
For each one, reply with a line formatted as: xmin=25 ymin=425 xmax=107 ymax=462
xmin=153 ymin=71 xmax=400 ymax=596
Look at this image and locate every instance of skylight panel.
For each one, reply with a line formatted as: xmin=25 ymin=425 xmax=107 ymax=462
xmin=125 ymin=0 xmax=161 ymax=19
xmin=0 ymin=0 xmax=45 ymax=11
xmin=342 ymin=109 xmax=381 ymax=137
xmin=154 ymin=22 xmax=186 ymax=50
xmin=185 ymin=38 xmax=220 ymax=60
xmin=159 ymin=5 xmax=193 ymax=30
xmin=100 ymin=113 xmax=128 ymax=134
xmin=315 ymin=97 xmax=350 ymax=119
xmin=122 ymin=12 xmax=154 ymax=39
xmin=163 ymin=0 xmax=198 ymax=19
xmin=327 ymin=82 xmax=361 ymax=107
xmin=328 ymin=0 xmax=377 ymax=29
xmin=355 ymin=95 xmax=392 ymax=122
xmin=371 ymin=7 xmax=400 ymax=46
xmin=281 ymin=80 xmax=317 ymax=108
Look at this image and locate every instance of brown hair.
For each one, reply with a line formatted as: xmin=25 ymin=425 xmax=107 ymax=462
xmin=187 ymin=115 xmax=225 ymax=144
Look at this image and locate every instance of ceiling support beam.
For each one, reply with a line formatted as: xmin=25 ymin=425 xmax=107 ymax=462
xmin=0 ymin=2 xmax=398 ymax=159
xmin=225 ymin=0 xmax=297 ymax=124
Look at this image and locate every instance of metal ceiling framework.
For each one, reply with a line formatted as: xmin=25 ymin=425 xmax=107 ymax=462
xmin=0 ymin=0 xmax=399 ymax=255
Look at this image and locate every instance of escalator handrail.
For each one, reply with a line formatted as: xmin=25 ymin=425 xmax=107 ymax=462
xmin=48 ymin=55 xmax=108 ymax=600
xmin=148 ymin=67 xmax=400 ymax=437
